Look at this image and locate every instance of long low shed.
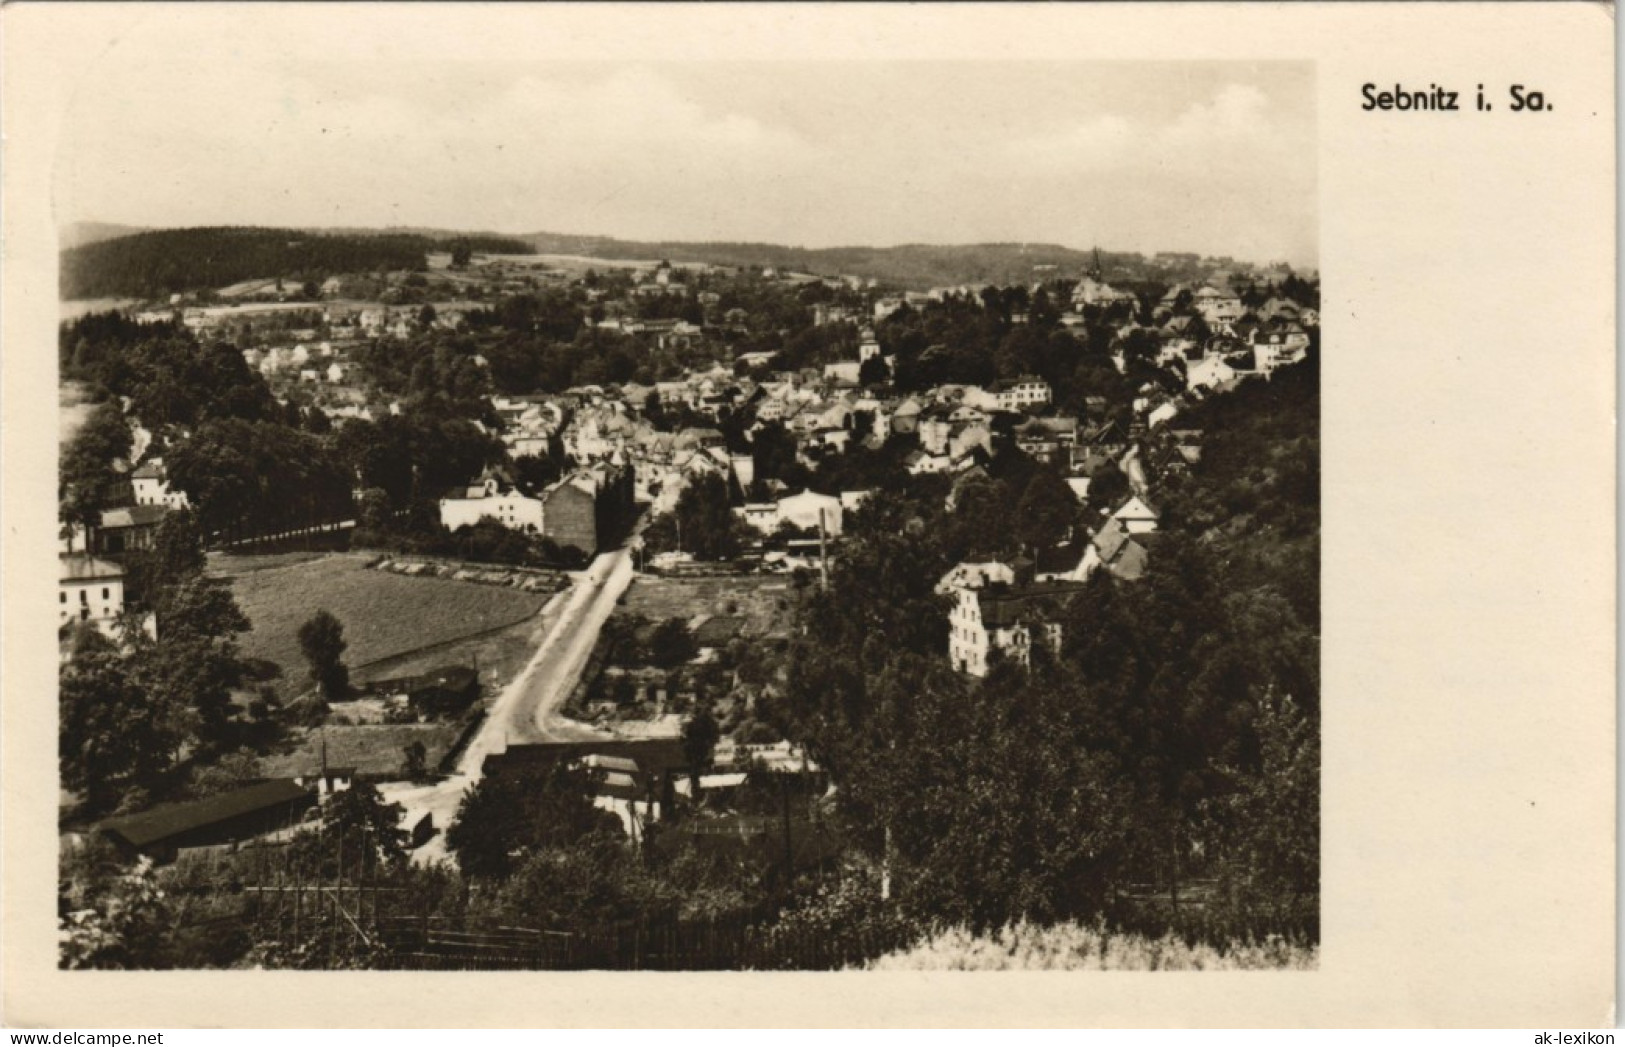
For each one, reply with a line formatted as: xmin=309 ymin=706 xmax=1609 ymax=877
xmin=97 ymin=779 xmax=317 ymax=863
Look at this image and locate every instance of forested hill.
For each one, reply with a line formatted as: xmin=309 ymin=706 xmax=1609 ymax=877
xmin=63 ymin=222 xmax=1303 ymax=298
xmin=523 ymin=232 xmax=1168 ymax=290
xmin=60 ymin=227 xmax=532 ymax=300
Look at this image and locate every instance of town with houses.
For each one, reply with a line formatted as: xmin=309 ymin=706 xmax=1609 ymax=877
xmin=56 ymin=232 xmax=1320 ymax=970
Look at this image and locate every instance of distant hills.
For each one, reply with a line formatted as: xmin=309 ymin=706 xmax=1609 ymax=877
xmin=59 ymin=226 xmax=531 ymax=300
xmin=61 ymin=223 xmax=1304 ymax=300
xmin=518 ymin=232 xmax=1148 ymax=290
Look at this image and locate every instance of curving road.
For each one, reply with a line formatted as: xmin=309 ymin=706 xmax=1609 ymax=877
xmin=380 ymin=545 xmax=636 ymax=864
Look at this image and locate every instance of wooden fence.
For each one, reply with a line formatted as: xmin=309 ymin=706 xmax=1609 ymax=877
xmin=373 ymin=912 xmax=916 ymax=971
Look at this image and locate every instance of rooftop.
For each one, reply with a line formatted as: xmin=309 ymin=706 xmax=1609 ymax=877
xmin=60 ymin=554 xmax=125 ymax=582
xmin=100 ymin=504 xmax=171 ymax=529
xmin=97 ymin=779 xmax=312 ymax=849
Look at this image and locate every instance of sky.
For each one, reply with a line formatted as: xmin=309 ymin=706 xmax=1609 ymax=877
xmin=56 ymin=51 xmax=1315 ymax=266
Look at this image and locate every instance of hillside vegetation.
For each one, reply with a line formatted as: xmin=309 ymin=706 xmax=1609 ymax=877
xmin=61 ymin=227 xmax=531 ymax=299
xmin=868 ymin=920 xmax=1316 ymax=971
xmin=61 ymin=224 xmax=1298 ymax=299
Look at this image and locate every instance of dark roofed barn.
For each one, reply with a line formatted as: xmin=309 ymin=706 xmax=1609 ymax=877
xmin=97 ymin=779 xmax=316 ymax=863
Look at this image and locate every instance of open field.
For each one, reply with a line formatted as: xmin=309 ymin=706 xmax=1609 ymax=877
xmin=356 ymin=588 xmax=569 ymax=695
xmin=617 ymin=574 xmax=796 ymax=639
xmin=217 ymin=553 xmax=550 ymax=697
xmin=209 ymin=550 xmax=331 ymax=574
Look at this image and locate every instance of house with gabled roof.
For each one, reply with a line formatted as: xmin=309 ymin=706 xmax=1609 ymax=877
xmin=1079 ymin=518 xmax=1151 ymax=581
xmin=97 ymin=503 xmax=170 ymax=557
xmin=131 ymin=458 xmax=189 ymax=510
xmin=1111 ymin=495 xmax=1160 ymax=534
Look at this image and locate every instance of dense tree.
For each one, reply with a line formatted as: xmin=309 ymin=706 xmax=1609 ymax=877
xmin=648 ymin=618 xmax=697 ymax=669
xmin=59 ymin=401 xmax=132 ymax=543
xmin=61 ymin=227 xmax=528 ymax=299
xmin=1014 ymin=465 xmax=1080 ymax=553
xmin=670 ymin=474 xmax=743 ymax=562
xmin=446 ymin=761 xmax=621 ymax=880
xmin=680 ymin=702 xmax=722 ymax=799
xmin=60 ymin=649 xmax=182 ymax=814
xmin=59 ymin=856 xmax=179 ymax=969
xmin=166 ymin=418 xmax=353 ymax=541
xmin=1201 ymin=693 xmax=1318 ymax=934
xmin=298 ymin=610 xmax=351 ymax=701
xmin=123 ymin=509 xmax=207 ymax=612
xmin=134 ymin=575 xmax=250 ymax=752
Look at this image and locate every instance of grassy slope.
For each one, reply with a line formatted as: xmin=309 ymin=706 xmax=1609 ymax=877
xmin=222 ymin=553 xmax=548 ymax=697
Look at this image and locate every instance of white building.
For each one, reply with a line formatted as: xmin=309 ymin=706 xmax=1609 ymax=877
xmin=439 ymin=474 xmax=545 ymax=532
xmin=130 ymin=458 xmax=190 ymax=510
xmin=1111 ymin=495 xmax=1160 ymax=534
xmin=991 ymin=376 xmax=1053 ymax=412
xmin=824 ymin=361 xmax=861 ymax=384
xmin=1192 ymin=286 xmax=1245 ymax=326
xmin=738 ymin=490 xmax=843 ymax=536
xmin=60 ymin=554 xmax=125 ymax=638
xmin=935 ymin=560 xmax=1016 ymax=595
xmin=947 ymin=582 xmax=1078 ymax=677
xmin=1186 ymin=356 xmax=1237 ymax=392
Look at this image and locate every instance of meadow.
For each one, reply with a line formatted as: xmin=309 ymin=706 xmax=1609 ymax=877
xmin=218 ymin=553 xmax=549 ymax=697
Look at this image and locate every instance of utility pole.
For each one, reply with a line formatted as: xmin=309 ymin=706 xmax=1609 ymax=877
xmin=817 ymin=508 xmax=829 ymax=591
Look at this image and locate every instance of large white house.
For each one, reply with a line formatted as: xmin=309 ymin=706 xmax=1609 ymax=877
xmin=60 ymin=554 xmax=125 ymax=638
xmin=737 ymin=490 xmax=844 ymax=536
xmin=439 ymin=474 xmax=545 ymax=532
xmin=947 ymin=581 xmax=1081 ymax=677
xmin=1192 ymin=286 xmax=1244 ymax=326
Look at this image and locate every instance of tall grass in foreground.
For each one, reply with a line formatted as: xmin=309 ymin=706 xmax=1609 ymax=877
xmin=865 ymin=920 xmax=1317 ymax=971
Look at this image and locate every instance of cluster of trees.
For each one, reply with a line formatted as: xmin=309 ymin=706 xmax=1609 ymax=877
xmin=641 ymin=474 xmax=749 ymax=562
xmin=61 ymin=227 xmax=531 ymax=299
xmin=57 ymin=317 xmax=359 ymax=545
xmin=763 ymin=356 xmax=1320 ymax=943
xmin=62 ymin=760 xmax=855 ymax=970
xmin=61 ymin=311 xmax=182 ymax=380
xmin=872 ymin=294 xmax=1151 ymax=417
xmin=167 ymin=418 xmax=354 ymax=541
xmin=601 ymin=614 xmax=697 ymax=671
xmin=60 ymin=512 xmax=260 ymax=817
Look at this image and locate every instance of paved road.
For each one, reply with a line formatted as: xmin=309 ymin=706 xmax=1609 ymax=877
xmin=380 ymin=545 xmax=636 ymax=864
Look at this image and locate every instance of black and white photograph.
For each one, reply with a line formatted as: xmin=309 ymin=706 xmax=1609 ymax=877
xmin=8 ymin=2 xmax=1615 ymax=1030
xmin=50 ymin=53 xmax=1321 ymax=973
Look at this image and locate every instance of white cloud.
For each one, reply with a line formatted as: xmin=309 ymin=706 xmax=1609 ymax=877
xmin=56 ymin=64 xmax=1314 ymax=264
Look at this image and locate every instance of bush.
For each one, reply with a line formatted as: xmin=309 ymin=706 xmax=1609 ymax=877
xmin=867 ymin=919 xmax=1316 ymax=971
